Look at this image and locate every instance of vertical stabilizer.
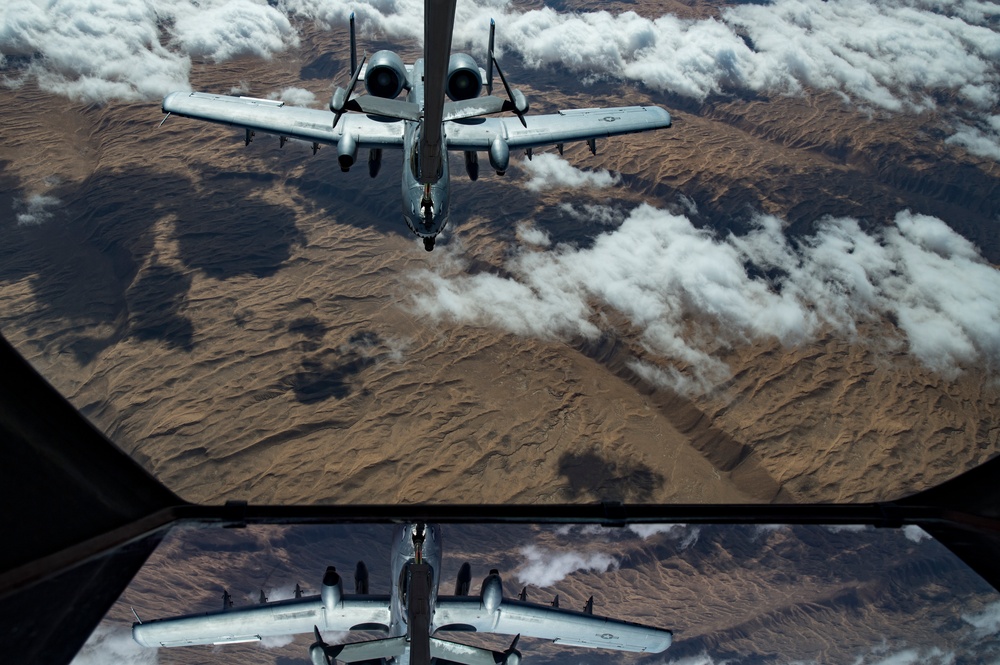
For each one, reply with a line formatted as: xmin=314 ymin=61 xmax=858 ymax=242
xmin=349 ymin=12 xmax=358 ymax=77
xmin=486 ymin=18 xmax=495 ymax=96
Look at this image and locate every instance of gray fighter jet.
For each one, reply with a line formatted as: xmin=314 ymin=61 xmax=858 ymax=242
xmin=160 ymin=0 xmax=671 ymax=251
xmin=132 ymin=523 xmax=673 ymax=664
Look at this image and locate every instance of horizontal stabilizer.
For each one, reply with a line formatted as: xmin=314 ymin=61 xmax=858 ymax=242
xmin=345 ymin=95 xmax=421 ymax=122
xmin=443 ymin=96 xmax=505 ymax=121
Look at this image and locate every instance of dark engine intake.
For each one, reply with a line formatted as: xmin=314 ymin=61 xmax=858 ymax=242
xmin=446 ymin=53 xmax=483 ymax=101
xmin=365 ymin=50 xmax=407 ymax=98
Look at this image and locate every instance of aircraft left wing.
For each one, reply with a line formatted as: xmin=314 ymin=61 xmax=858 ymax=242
xmin=433 ymin=596 xmax=673 ymax=653
xmin=132 ymin=594 xmax=391 ymax=648
xmin=444 ymin=106 xmax=671 ymax=152
xmin=161 ymin=91 xmax=406 ymax=149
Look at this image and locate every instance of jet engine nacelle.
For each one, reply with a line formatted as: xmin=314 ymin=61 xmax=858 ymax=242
xmin=489 ymin=137 xmax=509 ymax=175
xmin=446 ymin=53 xmax=483 ymax=101
xmin=321 ymin=566 xmax=343 ymax=612
xmin=480 ymin=568 xmax=503 ymax=614
xmin=366 ymin=50 xmax=407 ymax=99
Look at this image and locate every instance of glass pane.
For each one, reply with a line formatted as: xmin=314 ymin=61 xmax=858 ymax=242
xmin=77 ymin=522 xmax=1000 ymax=664
xmin=2 ymin=0 xmax=998 ymax=505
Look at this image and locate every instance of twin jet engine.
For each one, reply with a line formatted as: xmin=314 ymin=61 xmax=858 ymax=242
xmin=363 ymin=50 xmax=484 ymax=101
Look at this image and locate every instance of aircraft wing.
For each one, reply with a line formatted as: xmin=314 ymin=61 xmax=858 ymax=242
xmin=444 ymin=106 xmax=671 ymax=152
xmin=433 ymin=596 xmax=672 ymax=653
xmin=131 ymin=595 xmax=391 ymax=648
xmin=162 ymin=91 xmax=406 ymax=148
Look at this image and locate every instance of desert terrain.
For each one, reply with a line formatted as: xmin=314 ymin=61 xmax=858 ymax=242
xmin=2 ymin=0 xmax=1000 ymax=661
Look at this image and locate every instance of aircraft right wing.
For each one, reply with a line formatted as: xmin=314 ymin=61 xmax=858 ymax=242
xmin=433 ymin=596 xmax=673 ymax=653
xmin=444 ymin=106 xmax=672 ymax=152
xmin=132 ymin=594 xmax=391 ymax=648
xmin=162 ymin=91 xmax=407 ymax=149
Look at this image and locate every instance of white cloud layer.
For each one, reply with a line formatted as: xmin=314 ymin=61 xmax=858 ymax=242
xmin=902 ymin=525 xmax=931 ymax=543
xmin=962 ymin=600 xmax=1000 ymax=637
xmin=2 ymin=0 xmax=997 ymax=137
xmin=853 ymin=646 xmax=955 ymax=665
xmin=269 ymin=86 xmax=318 ymax=107
xmin=15 ymin=193 xmax=60 ymax=225
xmin=71 ymin=623 xmax=158 ymax=665
xmin=516 ymin=545 xmax=618 ymax=587
xmin=516 ymin=221 xmax=551 ymax=247
xmin=412 ymin=205 xmax=1000 ymax=394
xmin=0 ymin=0 xmax=296 ymax=102
xmin=627 ymin=524 xmax=701 ymax=549
xmin=519 ymin=154 xmax=620 ymax=192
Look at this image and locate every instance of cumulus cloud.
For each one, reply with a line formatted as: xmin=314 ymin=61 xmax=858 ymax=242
xmin=962 ymin=600 xmax=1000 ymax=637
xmin=15 ymin=193 xmax=60 ymax=225
xmin=824 ymin=524 xmax=870 ymax=534
xmin=268 ymin=86 xmax=317 ymax=107
xmin=172 ymin=0 xmax=298 ymax=62
xmin=411 ymin=205 xmax=1000 ymax=394
xmin=516 ymin=545 xmax=618 ymax=587
xmin=0 ymin=0 xmax=989 ymax=107
xmin=627 ymin=524 xmax=701 ymax=549
xmin=71 ymin=623 xmax=158 ymax=665
xmin=519 ymin=154 xmax=620 ymax=192
xmin=655 ymin=655 xmax=733 ymax=665
xmin=902 ymin=525 xmax=931 ymax=543
xmin=852 ymin=646 xmax=955 ymax=665
xmin=4 ymin=0 xmax=999 ymax=159
xmin=946 ymin=115 xmax=1000 ymax=160
xmin=516 ymin=221 xmax=551 ymax=247
xmin=0 ymin=0 xmax=295 ymax=103
xmin=628 ymin=524 xmax=687 ymax=539
xmin=557 ymin=203 xmax=625 ymax=226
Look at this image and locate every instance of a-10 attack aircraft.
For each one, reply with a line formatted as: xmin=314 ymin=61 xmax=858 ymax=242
xmin=160 ymin=0 xmax=671 ymax=251
xmin=132 ymin=523 xmax=673 ymax=664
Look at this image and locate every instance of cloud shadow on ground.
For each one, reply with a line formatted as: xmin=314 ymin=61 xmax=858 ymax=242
xmin=557 ymin=450 xmax=664 ymax=502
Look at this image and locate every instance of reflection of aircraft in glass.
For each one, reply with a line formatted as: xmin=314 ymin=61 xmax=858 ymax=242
xmin=159 ymin=0 xmax=671 ymax=251
xmin=131 ymin=523 xmax=673 ymax=663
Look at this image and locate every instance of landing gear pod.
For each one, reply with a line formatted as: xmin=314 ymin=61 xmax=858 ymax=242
xmin=355 ymin=561 xmax=370 ymax=594
xmin=455 ymin=562 xmax=472 ymax=595
xmin=489 ymin=137 xmax=509 ymax=176
xmin=338 ymin=134 xmax=358 ymax=172
xmin=480 ymin=568 xmax=503 ymax=614
xmin=368 ymin=149 xmax=382 ymax=179
xmin=464 ymin=151 xmax=479 ymax=181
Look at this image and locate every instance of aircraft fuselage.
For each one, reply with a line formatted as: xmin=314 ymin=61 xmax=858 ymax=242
xmin=388 ymin=523 xmax=442 ymax=665
xmin=401 ymin=60 xmax=450 ymax=244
